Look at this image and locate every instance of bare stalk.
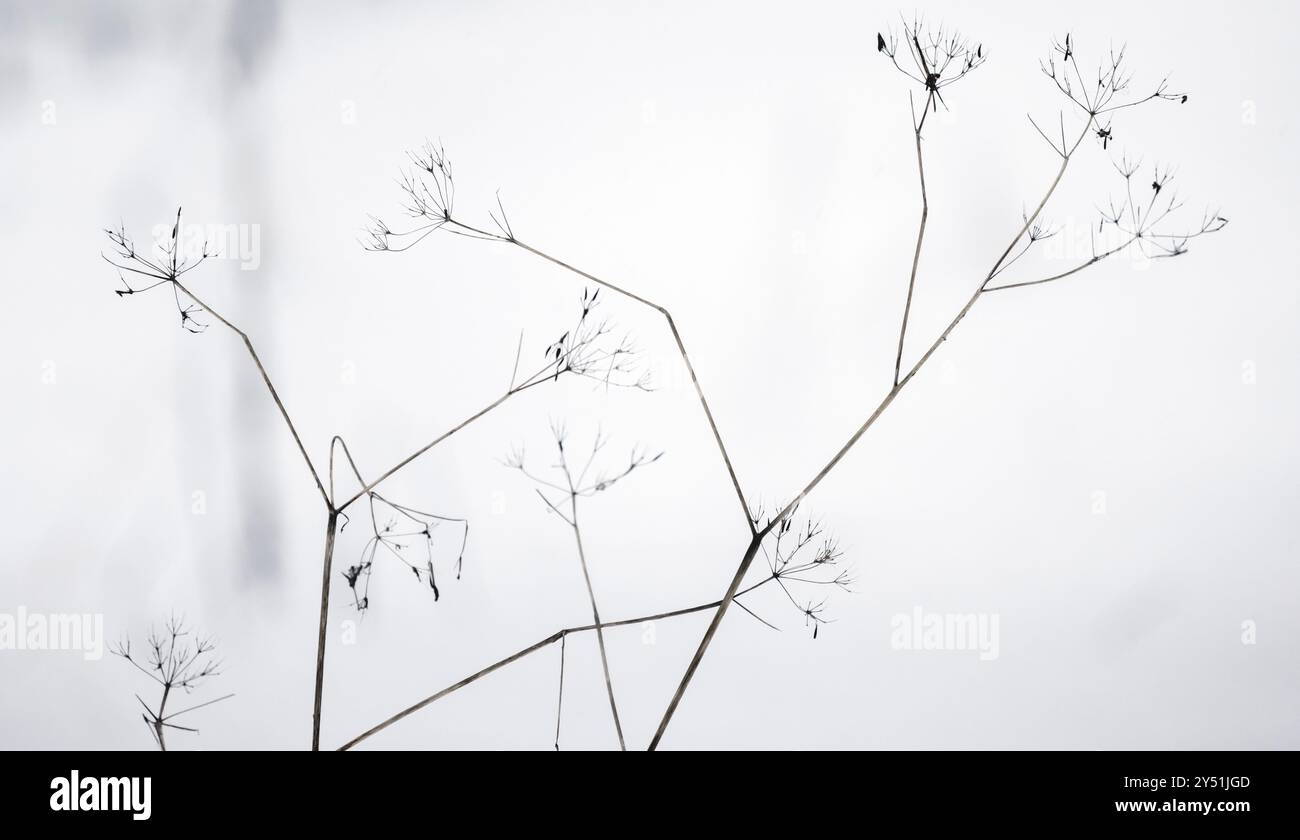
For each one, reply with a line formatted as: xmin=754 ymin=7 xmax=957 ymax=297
xmin=554 ymin=634 xmax=567 ymax=750
xmin=568 ymin=499 xmax=626 ymax=750
xmin=171 ymin=280 xmax=329 ymax=507
xmin=155 ymin=685 xmax=170 ymax=751
xmin=894 ymin=90 xmax=933 ymax=386
xmin=311 ymin=509 xmax=340 ymax=751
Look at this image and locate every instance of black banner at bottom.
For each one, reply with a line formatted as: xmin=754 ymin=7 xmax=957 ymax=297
xmin=3 ymin=750 xmax=1287 ymax=827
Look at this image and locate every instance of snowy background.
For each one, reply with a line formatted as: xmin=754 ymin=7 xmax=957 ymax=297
xmin=1 ymin=0 xmax=1296 ymax=748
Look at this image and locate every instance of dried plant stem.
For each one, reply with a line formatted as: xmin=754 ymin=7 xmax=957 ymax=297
xmin=311 ymin=509 xmax=339 ymax=751
xmin=337 ymin=376 xmax=554 ymax=512
xmin=983 ymin=236 xmax=1137 ymax=292
xmin=337 ymin=578 xmax=771 ymax=750
xmin=153 ymin=685 xmax=171 ymax=751
xmin=647 ymin=121 xmax=1094 ymax=750
xmin=554 ymin=634 xmax=567 ymax=750
xmin=339 ymin=393 xmax=508 ymax=511
xmin=894 ymin=92 xmax=932 ymax=386
xmin=172 ymin=280 xmax=329 ymax=506
xmin=568 ymin=498 xmax=626 ymax=750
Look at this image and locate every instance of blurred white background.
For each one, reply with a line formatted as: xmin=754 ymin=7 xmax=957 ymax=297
xmin=1 ymin=0 xmax=1296 ymax=749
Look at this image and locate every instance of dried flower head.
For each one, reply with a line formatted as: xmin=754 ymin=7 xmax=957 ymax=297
xmin=111 ymin=614 xmax=232 ymax=750
xmin=363 ymin=141 xmax=518 ymax=252
xmin=329 ymin=436 xmax=469 ymax=614
xmin=879 ymin=15 xmax=986 ymax=125
xmin=743 ymin=500 xmax=854 ymax=638
xmin=104 ymin=208 xmax=218 ymax=333
xmin=508 ymin=288 xmax=653 ymax=393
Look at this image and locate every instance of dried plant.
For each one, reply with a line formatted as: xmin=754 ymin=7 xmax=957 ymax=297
xmin=338 ymin=498 xmax=847 ymax=749
xmin=336 ymin=21 xmax=1225 ymax=751
xmin=106 ymin=15 xmax=1226 ymax=751
xmin=878 ymin=16 xmax=986 ymax=385
xmin=105 ymin=203 xmax=647 ymax=749
xmin=111 ymin=615 xmax=232 ymax=750
xmin=749 ymin=502 xmax=855 ymax=639
xmin=506 ymin=422 xmax=662 ymax=749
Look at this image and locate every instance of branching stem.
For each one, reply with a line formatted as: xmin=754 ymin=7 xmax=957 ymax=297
xmin=647 ymin=120 xmax=1094 ymax=750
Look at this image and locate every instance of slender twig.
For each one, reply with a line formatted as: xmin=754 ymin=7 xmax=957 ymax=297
xmin=338 ymin=578 xmax=772 ymax=750
xmin=894 ymin=89 xmax=933 ymax=386
xmin=567 ymin=481 xmax=626 ymax=749
xmin=311 ymin=510 xmax=339 ymax=750
xmin=983 ymin=237 xmax=1136 ymax=292
xmin=170 ymin=279 xmax=329 ymax=507
xmin=554 ymin=633 xmax=566 ymax=751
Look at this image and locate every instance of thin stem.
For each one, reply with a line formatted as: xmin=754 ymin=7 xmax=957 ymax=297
xmin=648 ymin=120 xmax=1094 ymax=750
xmin=155 ymin=684 xmax=170 ymax=752
xmin=172 ymin=280 xmax=330 ymax=507
xmin=648 ymin=533 xmax=763 ymax=750
xmin=983 ymin=236 xmax=1137 ymax=292
xmin=569 ymin=495 xmax=626 ymax=750
xmin=339 ymin=391 xmax=512 ymax=511
xmin=554 ymin=633 xmax=566 ymax=751
xmin=337 ymin=369 xmax=563 ymax=512
xmin=311 ymin=509 xmax=339 ymax=751
xmin=894 ymin=93 xmax=931 ymax=386
xmin=336 ymin=577 xmax=771 ymax=750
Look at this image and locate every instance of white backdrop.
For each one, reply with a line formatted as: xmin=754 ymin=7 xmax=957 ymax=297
xmin=1 ymin=0 xmax=1296 ymax=749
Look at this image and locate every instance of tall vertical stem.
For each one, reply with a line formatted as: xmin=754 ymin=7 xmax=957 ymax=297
xmin=312 ymin=509 xmax=339 ymax=750
xmin=894 ymin=116 xmax=929 ymax=386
